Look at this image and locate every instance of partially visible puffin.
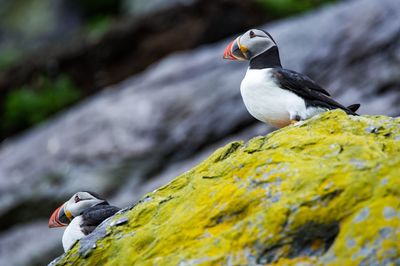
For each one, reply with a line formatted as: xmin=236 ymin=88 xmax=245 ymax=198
xmin=48 ymin=191 xmax=120 ymax=251
xmin=223 ymin=29 xmax=360 ymax=128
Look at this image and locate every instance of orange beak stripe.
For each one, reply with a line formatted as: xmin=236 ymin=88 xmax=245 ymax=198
xmin=223 ymin=36 xmax=247 ymax=61
xmin=223 ymin=40 xmax=237 ymax=60
xmin=48 ymin=203 xmax=67 ymax=228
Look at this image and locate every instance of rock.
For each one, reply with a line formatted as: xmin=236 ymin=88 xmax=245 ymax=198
xmin=51 ymin=110 xmax=400 ymax=265
xmin=0 ymin=220 xmax=63 ymax=266
xmin=1 ymin=0 xmax=400 ymax=264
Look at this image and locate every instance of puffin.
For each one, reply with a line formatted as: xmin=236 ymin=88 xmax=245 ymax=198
xmin=48 ymin=191 xmax=120 ymax=252
xmin=223 ymin=29 xmax=360 ymax=128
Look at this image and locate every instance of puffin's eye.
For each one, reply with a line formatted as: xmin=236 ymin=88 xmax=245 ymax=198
xmin=249 ymin=31 xmax=256 ymax=38
xmin=74 ymin=195 xmax=81 ymax=203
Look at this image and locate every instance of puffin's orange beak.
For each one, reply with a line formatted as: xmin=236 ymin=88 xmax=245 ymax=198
xmin=223 ymin=36 xmax=248 ymax=61
xmin=48 ymin=203 xmax=68 ymax=228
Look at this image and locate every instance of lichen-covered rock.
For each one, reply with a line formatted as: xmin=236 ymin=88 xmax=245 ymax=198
xmin=53 ymin=110 xmax=400 ymax=265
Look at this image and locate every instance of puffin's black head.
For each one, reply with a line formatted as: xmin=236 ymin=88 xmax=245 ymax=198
xmin=48 ymin=191 xmax=107 ymax=228
xmin=223 ymin=29 xmax=277 ymax=61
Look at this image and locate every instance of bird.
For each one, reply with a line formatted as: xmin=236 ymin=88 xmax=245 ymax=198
xmin=223 ymin=28 xmax=360 ymax=128
xmin=48 ymin=191 xmax=120 ymax=252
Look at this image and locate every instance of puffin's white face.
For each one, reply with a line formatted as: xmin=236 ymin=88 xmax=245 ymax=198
xmin=223 ymin=29 xmax=277 ymax=61
xmin=48 ymin=191 xmax=105 ymax=228
xmin=65 ymin=191 xmax=105 ymax=217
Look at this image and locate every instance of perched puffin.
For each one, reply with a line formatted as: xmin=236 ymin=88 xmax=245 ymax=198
xmin=223 ymin=29 xmax=360 ymax=128
xmin=48 ymin=191 xmax=120 ymax=251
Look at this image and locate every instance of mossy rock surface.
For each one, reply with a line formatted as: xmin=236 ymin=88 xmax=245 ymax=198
xmin=52 ymin=110 xmax=400 ymax=266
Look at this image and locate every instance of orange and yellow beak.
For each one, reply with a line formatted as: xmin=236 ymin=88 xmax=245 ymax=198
xmin=223 ymin=36 xmax=248 ymax=61
xmin=48 ymin=203 xmax=71 ymax=228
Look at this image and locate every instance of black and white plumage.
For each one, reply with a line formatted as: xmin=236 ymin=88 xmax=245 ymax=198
xmin=48 ymin=191 xmax=120 ymax=251
xmin=223 ymin=29 xmax=360 ymax=128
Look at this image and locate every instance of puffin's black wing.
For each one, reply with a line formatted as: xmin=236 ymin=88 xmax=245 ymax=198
xmin=271 ymin=68 xmax=358 ymax=115
xmin=80 ymin=205 xmax=120 ymax=235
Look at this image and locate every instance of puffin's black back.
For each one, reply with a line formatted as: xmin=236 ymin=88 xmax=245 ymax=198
xmin=80 ymin=204 xmax=120 ymax=235
xmin=271 ymin=68 xmax=359 ymax=115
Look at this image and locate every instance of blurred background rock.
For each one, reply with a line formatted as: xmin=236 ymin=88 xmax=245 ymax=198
xmin=0 ymin=0 xmax=399 ymax=265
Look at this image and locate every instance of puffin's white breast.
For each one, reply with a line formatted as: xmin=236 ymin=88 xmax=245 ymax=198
xmin=62 ymin=216 xmax=85 ymax=251
xmin=240 ymin=68 xmax=306 ymax=127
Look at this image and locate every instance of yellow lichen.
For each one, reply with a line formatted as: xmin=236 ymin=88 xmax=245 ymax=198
xmin=54 ymin=110 xmax=400 ymax=266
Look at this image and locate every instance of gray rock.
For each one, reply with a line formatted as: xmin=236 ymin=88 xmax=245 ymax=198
xmin=123 ymin=0 xmax=195 ymax=16
xmin=0 ymin=220 xmax=63 ymax=266
xmin=1 ymin=0 xmax=400 ymax=264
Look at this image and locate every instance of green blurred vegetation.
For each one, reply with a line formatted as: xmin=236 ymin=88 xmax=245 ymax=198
xmin=84 ymin=16 xmax=113 ymax=41
xmin=0 ymin=46 xmax=23 ymax=70
xmin=0 ymin=0 xmax=55 ymax=37
xmin=258 ymin=0 xmax=336 ymax=17
xmin=71 ymin=0 xmax=121 ymax=40
xmin=1 ymin=75 xmax=81 ymax=138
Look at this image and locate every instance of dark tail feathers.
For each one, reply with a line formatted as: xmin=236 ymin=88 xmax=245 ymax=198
xmin=347 ymin=104 xmax=360 ymax=113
